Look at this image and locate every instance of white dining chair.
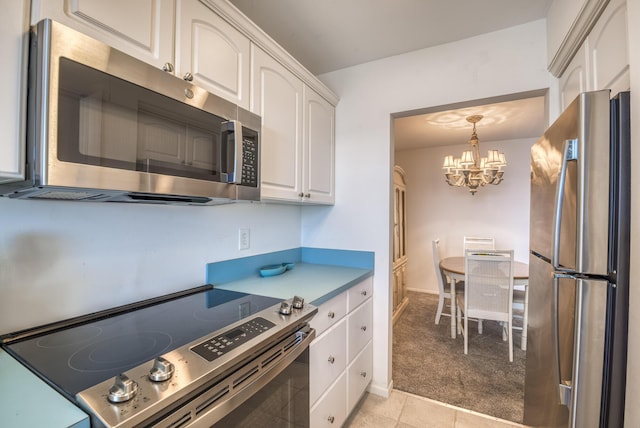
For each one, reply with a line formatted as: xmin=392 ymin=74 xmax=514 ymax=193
xmin=463 ymin=236 xmax=495 ymax=255
xmin=456 ymin=249 xmax=516 ymax=362
xmin=432 ymin=239 xmax=463 ymax=326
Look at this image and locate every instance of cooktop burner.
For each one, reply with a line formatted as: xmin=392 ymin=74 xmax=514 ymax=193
xmin=3 ymin=287 xmax=281 ymax=398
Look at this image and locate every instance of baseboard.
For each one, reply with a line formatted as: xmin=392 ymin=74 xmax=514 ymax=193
xmin=367 ymin=379 xmax=393 ymax=398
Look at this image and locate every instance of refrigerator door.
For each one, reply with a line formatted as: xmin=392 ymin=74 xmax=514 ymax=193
xmin=530 ymin=90 xmax=610 ymax=274
xmin=524 ymin=255 xmax=609 ymax=427
xmin=524 ymin=255 xmax=571 ymax=427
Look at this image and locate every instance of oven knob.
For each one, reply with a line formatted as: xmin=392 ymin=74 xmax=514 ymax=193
xmin=107 ymin=374 xmax=138 ymax=403
xmin=292 ymin=295 xmax=304 ymax=309
xmin=149 ymin=356 xmax=175 ymax=382
xmin=279 ymin=301 xmax=292 ymax=315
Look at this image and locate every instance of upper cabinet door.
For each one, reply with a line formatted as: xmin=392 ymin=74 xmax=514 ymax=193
xmin=303 ymin=88 xmax=335 ymax=204
xmin=0 ymin=0 xmax=29 ymax=183
xmin=559 ymin=43 xmax=589 ymax=111
xmin=177 ymin=0 xmax=251 ymax=109
xmin=31 ymin=0 xmax=175 ymax=69
xmin=252 ymin=46 xmax=304 ymax=202
xmin=588 ymin=0 xmax=629 ymax=94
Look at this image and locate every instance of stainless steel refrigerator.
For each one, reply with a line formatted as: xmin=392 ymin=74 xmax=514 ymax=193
xmin=524 ymin=90 xmax=630 ymax=427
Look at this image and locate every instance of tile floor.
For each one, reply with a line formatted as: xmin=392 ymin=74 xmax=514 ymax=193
xmin=344 ymin=390 xmax=526 ymax=428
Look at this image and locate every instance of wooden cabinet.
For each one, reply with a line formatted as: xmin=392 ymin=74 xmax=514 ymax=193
xmin=309 ymin=277 xmax=373 ymax=427
xmin=31 ymin=0 xmax=175 ymax=69
xmin=556 ymin=0 xmax=629 ymax=110
xmin=392 ymin=166 xmax=409 ymax=323
xmin=176 ymin=0 xmax=251 ymax=109
xmin=0 ymin=0 xmax=29 ymax=183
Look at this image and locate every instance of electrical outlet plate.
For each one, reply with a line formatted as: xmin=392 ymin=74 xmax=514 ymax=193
xmin=238 ymin=228 xmax=250 ymax=250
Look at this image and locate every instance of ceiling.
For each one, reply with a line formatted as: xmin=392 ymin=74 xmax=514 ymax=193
xmin=227 ymin=0 xmax=553 ymax=149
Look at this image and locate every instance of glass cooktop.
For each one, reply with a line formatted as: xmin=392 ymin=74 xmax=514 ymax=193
xmin=3 ymin=288 xmax=281 ymax=398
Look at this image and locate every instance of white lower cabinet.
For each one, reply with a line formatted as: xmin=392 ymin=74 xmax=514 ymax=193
xmin=309 ymin=277 xmax=373 ymax=427
xmin=310 ymin=372 xmax=347 ymax=428
xmin=347 ymin=341 xmax=373 ymax=411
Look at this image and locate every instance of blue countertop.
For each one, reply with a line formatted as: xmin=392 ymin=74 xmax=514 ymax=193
xmin=207 ymin=247 xmax=375 ymax=305
xmin=215 ymin=262 xmax=372 ymax=305
xmin=0 ymin=349 xmax=89 ymax=427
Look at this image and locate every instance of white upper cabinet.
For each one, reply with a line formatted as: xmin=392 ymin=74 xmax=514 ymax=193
xmin=557 ymin=0 xmax=629 ymax=111
xmin=303 ymin=87 xmax=335 ymax=204
xmin=31 ymin=0 xmax=175 ymax=69
xmin=0 ymin=0 xmax=29 ymax=183
xmin=176 ymin=0 xmax=251 ymax=109
xmin=588 ymin=0 xmax=629 ymax=94
xmin=252 ymin=46 xmax=305 ymax=202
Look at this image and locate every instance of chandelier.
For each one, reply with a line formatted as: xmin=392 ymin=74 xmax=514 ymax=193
xmin=442 ymin=115 xmax=506 ymax=195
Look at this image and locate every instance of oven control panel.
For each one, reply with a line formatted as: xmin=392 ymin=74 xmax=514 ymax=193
xmin=191 ymin=317 xmax=276 ymax=362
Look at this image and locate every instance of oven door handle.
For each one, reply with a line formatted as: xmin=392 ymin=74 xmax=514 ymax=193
xmin=165 ymin=325 xmax=316 ymax=428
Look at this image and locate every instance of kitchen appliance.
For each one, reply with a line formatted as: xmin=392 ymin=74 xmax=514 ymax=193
xmin=525 ymin=90 xmax=630 ymax=427
xmin=1 ymin=286 xmax=316 ymax=427
xmin=0 ymin=19 xmax=260 ymax=205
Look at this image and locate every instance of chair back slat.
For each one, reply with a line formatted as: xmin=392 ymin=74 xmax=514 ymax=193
xmin=463 ymin=236 xmax=495 ymax=255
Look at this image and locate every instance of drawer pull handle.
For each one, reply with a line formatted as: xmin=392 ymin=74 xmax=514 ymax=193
xmin=328 ymin=416 xmax=335 ymax=423
xmin=361 ymin=290 xmax=367 ymax=296
xmin=361 ymin=325 xmax=367 ymax=331
xmin=328 ymin=356 xmax=335 ymax=364
xmin=360 ymin=371 xmax=367 ymax=378
xmin=328 ymin=311 xmax=335 ymax=319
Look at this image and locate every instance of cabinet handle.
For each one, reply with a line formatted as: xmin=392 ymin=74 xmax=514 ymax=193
xmin=162 ymin=62 xmax=174 ymax=73
xmin=361 ymin=290 xmax=367 ymax=296
xmin=327 ymin=416 xmax=335 ymax=424
xmin=298 ymin=192 xmax=304 ymax=198
xmin=328 ymin=356 xmax=335 ymax=364
xmin=360 ymin=371 xmax=367 ymax=378
xmin=361 ymin=325 xmax=367 ymax=332
xmin=328 ymin=311 xmax=335 ymax=319
xmin=305 ymin=193 xmax=311 ymax=198
xmin=183 ymin=72 xmax=194 ymax=81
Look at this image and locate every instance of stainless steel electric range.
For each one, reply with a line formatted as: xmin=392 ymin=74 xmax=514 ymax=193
xmin=1 ymin=285 xmax=316 ymax=427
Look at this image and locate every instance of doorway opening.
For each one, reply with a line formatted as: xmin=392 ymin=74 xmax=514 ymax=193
xmin=389 ymin=89 xmax=549 ymax=424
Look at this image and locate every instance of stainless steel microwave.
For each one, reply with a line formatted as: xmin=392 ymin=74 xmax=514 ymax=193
xmin=0 ymin=19 xmax=260 ymax=205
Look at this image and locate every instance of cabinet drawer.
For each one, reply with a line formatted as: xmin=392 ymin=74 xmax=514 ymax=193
xmin=347 ymin=341 xmax=373 ymax=413
xmin=347 ymin=276 xmax=373 ymax=312
xmin=310 ymin=372 xmax=347 ymax=428
xmin=310 ymin=319 xmax=347 ymax=405
xmin=347 ymin=298 xmax=373 ymax=361
xmin=310 ymin=292 xmax=347 ymax=336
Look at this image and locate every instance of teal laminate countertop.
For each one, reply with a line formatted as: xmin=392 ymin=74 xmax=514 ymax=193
xmin=207 ymin=248 xmax=375 ymax=305
xmin=0 ymin=349 xmax=89 ymax=428
xmin=215 ymin=262 xmax=372 ymax=305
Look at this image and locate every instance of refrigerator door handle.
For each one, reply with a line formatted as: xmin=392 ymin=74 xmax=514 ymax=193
xmin=553 ymin=273 xmax=573 ymax=408
xmin=552 ymin=139 xmax=578 ymax=271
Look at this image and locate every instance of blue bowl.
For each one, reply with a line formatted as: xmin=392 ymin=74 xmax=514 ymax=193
xmin=259 ymin=264 xmax=287 ymax=277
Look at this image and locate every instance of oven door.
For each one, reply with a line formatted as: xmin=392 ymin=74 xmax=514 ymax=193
xmin=150 ymin=326 xmax=314 ymax=428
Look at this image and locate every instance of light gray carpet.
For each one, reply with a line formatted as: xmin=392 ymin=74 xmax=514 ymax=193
xmin=392 ymin=291 xmax=525 ymax=423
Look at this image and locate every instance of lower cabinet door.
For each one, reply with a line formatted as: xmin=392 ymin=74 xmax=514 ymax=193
xmin=310 ymin=372 xmax=347 ymax=428
xmin=347 ymin=298 xmax=373 ymax=360
xmin=347 ymin=340 xmax=373 ymax=413
xmin=309 ymin=319 xmax=347 ymax=404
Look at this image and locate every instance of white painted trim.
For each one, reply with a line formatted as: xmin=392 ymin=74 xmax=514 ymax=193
xmin=406 ymin=287 xmax=437 ymax=294
xmin=367 ymin=379 xmax=393 ymax=398
xmin=548 ymin=0 xmax=610 ymax=77
xmin=201 ymin=0 xmax=339 ymax=106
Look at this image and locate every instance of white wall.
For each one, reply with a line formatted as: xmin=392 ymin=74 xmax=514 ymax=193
xmin=624 ymin=0 xmax=640 ymax=425
xmin=0 ymin=199 xmax=301 ymax=334
xmin=309 ymin=19 xmax=556 ymax=396
xmin=396 ymin=137 xmax=534 ymax=295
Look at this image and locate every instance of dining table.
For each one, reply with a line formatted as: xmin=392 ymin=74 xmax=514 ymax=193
xmin=439 ymin=256 xmax=530 ymax=348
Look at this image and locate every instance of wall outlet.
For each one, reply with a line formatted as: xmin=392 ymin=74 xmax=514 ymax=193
xmin=238 ymin=228 xmax=250 ymax=250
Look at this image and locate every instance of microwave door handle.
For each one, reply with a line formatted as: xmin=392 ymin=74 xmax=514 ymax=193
xmin=220 ymin=120 xmax=243 ymax=184
xmin=552 ymin=139 xmax=577 ymax=271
